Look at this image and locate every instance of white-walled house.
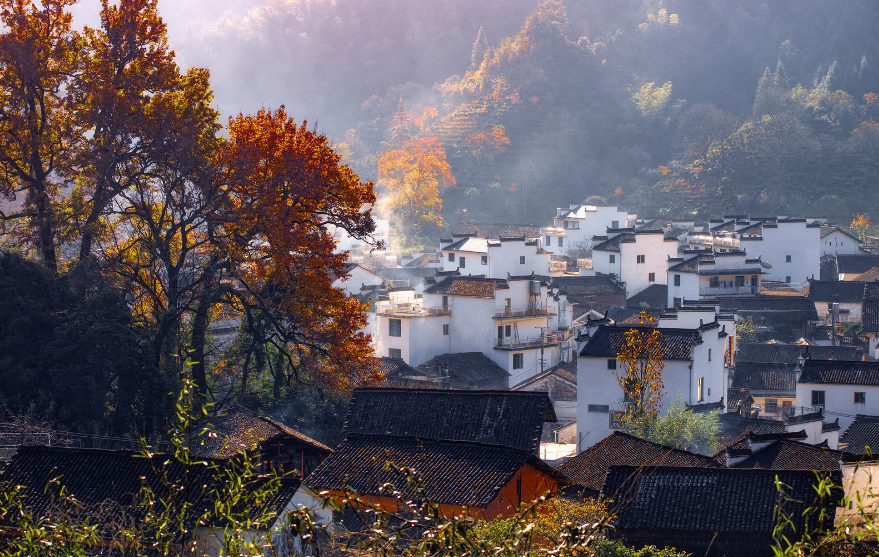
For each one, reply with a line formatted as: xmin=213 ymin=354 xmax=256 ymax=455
xmin=821 ymin=226 xmax=863 ymax=257
xmin=667 ymin=251 xmax=764 ymax=307
xmin=576 ymin=308 xmax=734 ymax=450
xmin=591 ymin=229 xmax=679 ymax=297
xmin=807 ymin=280 xmax=867 ymax=324
xmin=440 ymin=234 xmax=555 ymax=278
xmin=541 ymin=205 xmax=636 ymax=255
xmin=373 ymin=275 xmax=563 ymax=382
xmin=333 ymin=264 xmax=384 ymax=296
xmin=796 ymin=359 xmax=879 ymax=432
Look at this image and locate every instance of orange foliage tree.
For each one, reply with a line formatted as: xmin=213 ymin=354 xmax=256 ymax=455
xmin=378 ymin=137 xmax=455 ymax=240
xmin=614 ymin=312 xmax=665 ymax=422
xmin=851 ymin=213 xmax=871 ymax=242
xmin=464 ymin=125 xmax=511 ymax=165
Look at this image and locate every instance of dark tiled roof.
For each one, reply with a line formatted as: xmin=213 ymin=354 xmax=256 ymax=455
xmin=416 ymin=352 xmax=509 ymax=387
xmin=806 ymin=345 xmax=864 ymax=361
xmin=731 ymin=440 xmax=843 ymax=471
xmin=854 ymin=267 xmax=879 ymax=282
xmin=736 ymin=343 xmax=803 ymax=364
xmin=820 ymin=226 xmax=860 ymax=241
xmin=450 ymin=223 xmax=541 ymax=239
xmin=592 ymin=233 xmax=630 ymax=252
xmin=198 ymin=409 xmax=331 ymax=458
xmin=840 ymin=415 xmax=879 ymax=455
xmin=305 ymin=434 xmax=555 ymax=508
xmin=602 ymin=466 xmax=839 ymax=536
xmin=626 ymin=284 xmax=668 ymax=310
xmin=785 ymin=410 xmax=826 ymax=425
xmin=822 ymin=419 xmax=841 ymax=433
xmin=838 ymin=255 xmax=879 ymax=275
xmin=667 ymin=256 xmax=700 ymax=274
xmin=718 ymin=412 xmax=786 ymax=447
xmin=579 ymin=325 xmax=696 ymax=360
xmin=558 ymin=432 xmax=718 ymax=492
xmin=511 ymin=361 xmax=577 ymax=390
xmin=717 ymin=297 xmax=819 ymax=320
xmin=864 ymin=299 xmax=879 ymax=334
xmin=808 ymin=280 xmax=867 ymax=303
xmin=550 ymin=275 xmax=625 ymax=296
xmin=374 ymin=357 xmax=422 ymax=378
xmin=4 ymin=446 xmax=299 ymax=533
xmin=422 ymin=277 xmax=506 ymax=298
xmin=732 ymin=363 xmax=798 ymax=393
xmin=799 ymin=359 xmax=879 ymax=386
xmin=342 ymin=389 xmax=555 ymax=453
xmin=727 ymin=388 xmax=754 ymax=412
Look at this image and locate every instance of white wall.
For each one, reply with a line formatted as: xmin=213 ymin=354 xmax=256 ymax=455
xmin=815 ymin=301 xmax=862 ymax=323
xmin=619 ymin=233 xmax=678 ymax=296
xmin=746 ymin=222 xmax=820 ymax=283
xmin=487 ymin=240 xmax=551 ymax=278
xmin=334 ymin=266 xmax=383 ymax=295
xmin=822 ymin=230 xmax=862 ymax=257
xmin=550 ymin=205 xmax=635 ymax=252
xmin=795 ymin=382 xmax=879 ymax=432
xmin=667 ymin=270 xmax=699 ymax=307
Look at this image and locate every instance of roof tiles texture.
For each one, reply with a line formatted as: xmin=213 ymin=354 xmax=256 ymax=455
xmin=840 ymin=415 xmax=879 ymax=455
xmin=198 ymin=409 xmax=331 ymax=458
xmin=416 ymin=352 xmax=509 ymax=387
xmin=837 ymin=254 xmax=879 ymax=275
xmin=808 ymin=280 xmax=867 ymax=303
xmin=732 ymin=363 xmax=798 ymax=392
xmin=718 ymin=413 xmax=786 ymax=447
xmin=799 ymin=359 xmax=879 ymax=386
xmin=731 ymin=440 xmax=842 ymax=471
xmin=863 ymin=299 xmax=879 ymax=334
xmin=550 ymin=276 xmax=625 ymax=296
xmin=579 ymin=326 xmax=696 ymax=360
xmin=423 ymin=277 xmax=505 ymax=298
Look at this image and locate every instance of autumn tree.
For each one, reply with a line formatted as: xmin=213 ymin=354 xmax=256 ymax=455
xmin=614 ymin=311 xmax=665 ymax=423
xmin=851 ymin=213 xmax=871 ymax=241
xmin=378 ymin=137 xmax=455 ymax=241
xmin=464 ymin=125 xmax=511 ymax=165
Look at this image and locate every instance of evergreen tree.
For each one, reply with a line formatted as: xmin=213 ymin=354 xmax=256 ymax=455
xmin=471 ymin=25 xmax=489 ymax=67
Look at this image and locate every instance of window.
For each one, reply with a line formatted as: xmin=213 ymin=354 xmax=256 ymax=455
xmin=442 ymin=324 xmax=449 ymax=336
xmin=520 ymin=256 xmax=526 ymax=264
xmin=607 ymin=358 xmax=617 ymax=370
xmin=735 ymin=276 xmax=745 ymax=287
xmin=786 ymin=254 xmax=792 ymax=262
xmin=611 ymin=220 xmax=619 ymax=229
xmin=481 ymin=255 xmax=488 ymax=265
xmin=459 ymin=256 xmax=466 ymax=268
xmin=751 ymin=275 xmax=758 ymax=287
xmin=697 ymin=377 xmax=704 ymax=401
xmin=673 ymin=297 xmax=682 ymax=307
xmin=855 ymin=392 xmax=866 ymax=404
xmin=546 ymin=236 xmax=552 ymax=246
xmin=812 ymin=390 xmax=826 ymax=406
xmin=442 ymin=296 xmax=449 ymax=311
xmin=708 ymin=348 xmax=712 ymax=361
xmin=610 ymin=411 xmax=624 ymax=428
xmin=765 ymin=399 xmax=778 ymax=413
xmin=505 ymin=325 xmax=512 ymax=337
xmin=588 ymin=404 xmax=609 ymax=413
xmin=389 ymin=348 xmax=401 ymax=358
xmin=389 ymin=319 xmax=401 ymax=337
xmin=609 ymin=254 xmax=616 ymax=264
xmin=448 ymin=252 xmax=455 ymax=262
xmin=674 ymin=274 xmax=681 ymax=287
xmin=648 ymin=272 xmax=655 ymax=282
xmin=710 ymin=276 xmax=719 ymax=288
xmin=785 ymin=276 xmax=791 ymax=283
xmin=513 ymin=353 xmax=524 ymax=369
xmin=623 ymin=378 xmax=638 ymax=402
xmin=498 ymin=326 xmax=504 ymax=340
xmin=558 ymin=237 xmax=563 ymax=247
xmin=637 ymin=254 xmax=646 ymax=264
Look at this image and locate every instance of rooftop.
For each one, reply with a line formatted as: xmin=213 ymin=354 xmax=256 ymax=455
xmin=837 ymin=254 xmax=879 ymax=275
xmin=839 ymin=415 xmax=879 ymax=455
xmin=579 ymin=325 xmax=698 ymax=360
xmin=731 ymin=363 xmax=798 ymax=393
xmin=416 ymin=352 xmax=509 ymax=388
xmin=799 ymin=359 xmax=879 ymax=386
xmin=808 ymin=280 xmax=868 ymax=303
xmin=422 ymin=277 xmax=507 ymax=298
xmin=731 ymin=440 xmax=843 ymax=471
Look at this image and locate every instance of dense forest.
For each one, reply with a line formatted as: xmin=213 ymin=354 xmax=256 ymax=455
xmin=184 ymin=0 xmax=879 ymax=241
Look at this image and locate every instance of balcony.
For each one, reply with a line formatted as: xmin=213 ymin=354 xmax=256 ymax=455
xmin=577 ymin=258 xmax=592 ymax=269
xmin=493 ymin=307 xmax=556 ymax=320
xmin=494 ymin=331 xmax=569 ymax=350
xmin=541 ymin=226 xmax=564 ymax=235
xmin=549 ymin=261 xmax=567 ymax=272
xmin=376 ymin=303 xmax=450 ymax=317
xmin=698 ymin=285 xmax=758 ymax=297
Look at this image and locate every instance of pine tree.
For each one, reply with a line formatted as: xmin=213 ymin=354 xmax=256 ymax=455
xmin=471 ymin=25 xmax=489 ymax=67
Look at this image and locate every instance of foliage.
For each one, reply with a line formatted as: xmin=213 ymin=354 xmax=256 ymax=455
xmin=737 ymin=315 xmax=759 ymax=344
xmin=623 ymin=394 xmax=721 ymax=455
xmin=615 ymin=312 xmax=666 ymax=421
xmin=851 ymin=213 xmax=872 ymax=241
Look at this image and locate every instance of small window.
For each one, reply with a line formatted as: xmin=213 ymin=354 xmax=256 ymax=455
xmin=607 ymin=359 xmax=617 ymax=370
xmin=546 ymin=236 xmax=552 ymax=247
xmin=459 ymin=256 xmax=466 ymax=268
xmin=442 ymin=324 xmax=449 ymax=336
xmin=611 ymin=220 xmax=619 ymax=228
xmin=786 ymin=255 xmax=792 ymax=262
xmin=710 ymin=276 xmax=719 ymax=288
xmin=785 ymin=276 xmax=791 ymax=283
xmin=505 ymin=325 xmax=512 ymax=337
xmin=520 ymin=256 xmax=526 ymax=264
xmin=637 ymin=255 xmax=646 ymax=264
xmin=673 ymin=297 xmax=682 ymax=307
xmin=735 ymin=276 xmax=745 ymax=287
xmin=558 ymin=237 xmax=564 ymax=247
xmin=708 ymin=348 xmax=712 ymax=361
xmin=389 ymin=348 xmax=402 ymax=359
xmin=812 ymin=390 xmax=826 ymax=406
xmin=648 ymin=272 xmax=655 ymax=282
xmin=448 ymin=252 xmax=455 ymax=262
xmin=623 ymin=378 xmax=638 ymax=402
xmin=481 ymin=255 xmax=488 ymax=265
xmin=609 ymin=254 xmax=616 ymax=264
xmin=389 ymin=319 xmax=402 ymax=337
xmin=698 ymin=377 xmax=704 ymax=401
xmin=674 ymin=274 xmax=681 ymax=287
xmin=513 ymin=353 xmax=524 ymax=369
xmin=855 ymin=392 xmax=866 ymax=404
xmin=588 ymin=404 xmax=610 ymax=413
xmin=765 ymin=399 xmax=778 ymax=413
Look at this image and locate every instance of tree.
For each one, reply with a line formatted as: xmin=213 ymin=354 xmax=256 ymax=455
xmin=614 ymin=311 xmax=665 ymax=422
xmin=851 ymin=213 xmax=871 ymax=241
xmin=378 ymin=137 xmax=455 ymax=240
xmin=471 ymin=25 xmax=489 ymax=67
xmin=464 ymin=125 xmax=511 ymax=165
xmin=736 ymin=315 xmax=759 ymax=344
xmin=623 ymin=394 xmax=720 ymax=455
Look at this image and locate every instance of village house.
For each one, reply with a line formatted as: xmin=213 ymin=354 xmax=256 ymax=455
xmin=719 ymin=431 xmax=843 ymax=471
xmin=575 ymin=305 xmax=735 ymax=450
xmin=304 ymin=389 xmax=566 ymax=522
xmin=837 ymin=415 xmax=879 ymax=521
xmin=807 ymin=280 xmax=869 ymax=324
xmin=511 ymin=361 xmax=577 ymax=440
xmin=820 ymin=225 xmax=863 ymax=257
xmin=439 ymin=234 xmax=558 ymax=277
xmin=590 ymin=228 xmax=679 ymax=297
xmin=717 ymin=409 xmax=839 ymax=448
xmin=601 ymin=466 xmax=840 ymax=557
xmin=416 ymin=352 xmax=509 ymax=389
xmin=541 ymin=204 xmax=636 ymax=255
xmin=796 ymin=359 xmax=879 ymax=432
xmin=666 ymin=250 xmax=765 ymax=307
xmin=835 ymin=254 xmax=879 ymax=280
xmin=715 ymin=296 xmax=819 ymax=341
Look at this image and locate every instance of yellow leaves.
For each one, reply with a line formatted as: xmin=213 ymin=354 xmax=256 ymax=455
xmin=851 ymin=213 xmax=872 ymax=241
xmin=632 ymin=82 xmax=673 ymax=118
xmin=658 ymin=165 xmax=671 ymax=175
xmin=615 ymin=312 xmax=665 ymax=420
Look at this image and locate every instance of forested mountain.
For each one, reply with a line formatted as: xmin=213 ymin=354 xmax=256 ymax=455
xmin=184 ymin=0 xmax=879 ymax=237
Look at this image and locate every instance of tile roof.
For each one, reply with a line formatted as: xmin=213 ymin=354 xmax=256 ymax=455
xmin=626 ymin=284 xmax=668 ymax=310
xmin=3 ymin=446 xmax=299 ymax=535
xmin=808 ymin=280 xmax=867 ymax=303
xmin=305 ymin=434 xmax=558 ymax=508
xmin=558 ymin=432 xmax=719 ymax=493
xmin=799 ymin=359 xmax=879 ymax=386
xmin=853 ymin=267 xmax=879 ymax=282
xmin=602 ymin=466 xmax=839 ymax=537
xmin=839 ymin=415 xmax=879 ymax=455
xmin=373 ymin=357 xmax=423 ymax=379
xmin=717 ymin=296 xmax=819 ymax=320
xmin=820 ymin=226 xmax=860 ymax=241
xmin=732 ymin=363 xmax=798 ymax=393
xmin=511 ymin=361 xmax=577 ymax=390
xmin=667 ymin=256 xmax=701 ymax=274
xmin=863 ymin=299 xmax=879 ymax=334
xmin=591 ymin=234 xmax=627 ymax=252
xmin=579 ymin=325 xmax=697 ymax=360
xmin=450 ymin=223 xmax=541 ymax=239
xmin=550 ymin=275 xmax=625 ymax=296
xmin=785 ymin=410 xmax=826 ymax=425
xmin=422 ymin=277 xmax=507 ymax=298
xmin=736 ymin=343 xmax=803 ymax=364
xmin=806 ymin=345 xmax=865 ymax=361
xmin=837 ymin=254 xmax=879 ymax=275
xmin=198 ymin=409 xmax=331 ymax=459
xmin=718 ymin=412 xmax=786 ymax=447
xmin=731 ymin=440 xmax=843 ymax=471
xmin=416 ymin=352 xmax=509 ymax=388
xmin=342 ymin=388 xmax=555 ymax=454
xmin=442 ymin=236 xmax=489 ymax=253
xmin=727 ymin=388 xmax=754 ymax=412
